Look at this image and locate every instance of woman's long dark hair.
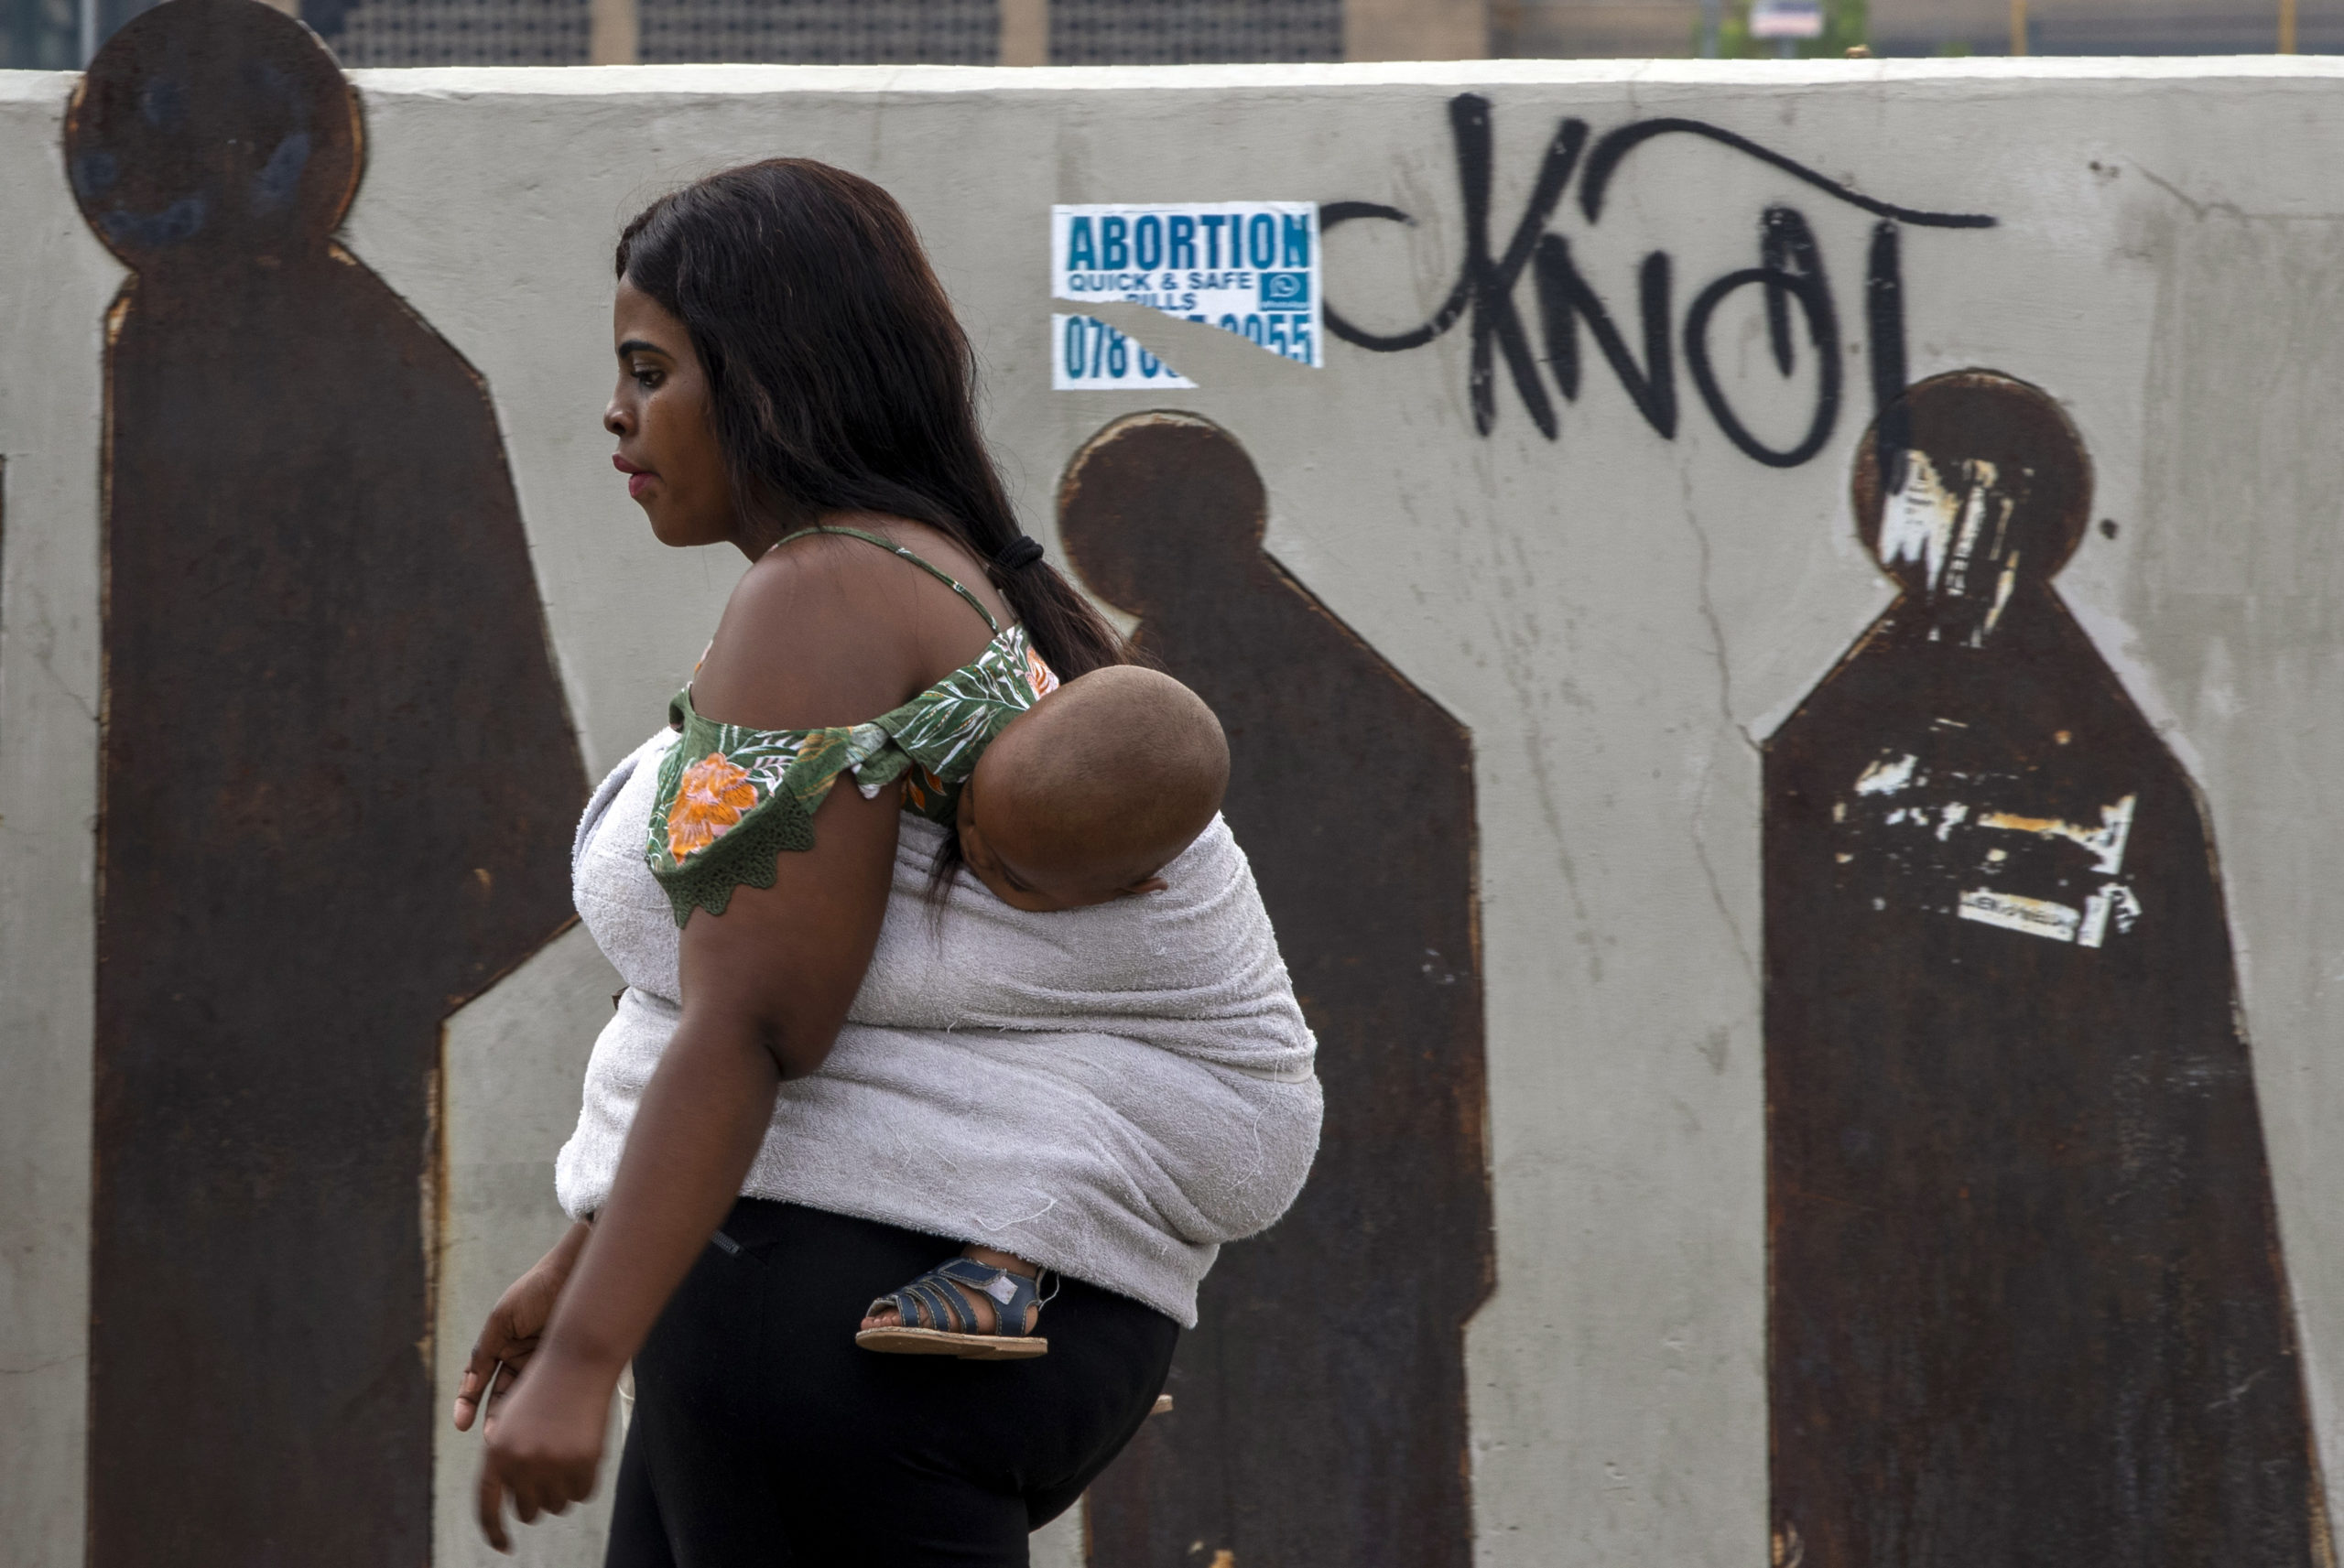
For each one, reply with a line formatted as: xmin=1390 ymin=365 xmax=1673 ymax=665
xmin=615 ymin=158 xmax=1128 ymax=679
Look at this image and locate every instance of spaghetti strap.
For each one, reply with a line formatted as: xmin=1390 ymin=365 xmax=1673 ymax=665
xmin=772 ymin=524 xmax=1000 ymax=634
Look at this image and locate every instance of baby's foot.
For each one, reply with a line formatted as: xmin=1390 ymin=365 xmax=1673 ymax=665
xmin=861 ymin=1245 xmax=1042 ymax=1336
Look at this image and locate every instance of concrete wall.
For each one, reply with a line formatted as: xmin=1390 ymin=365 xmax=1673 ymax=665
xmin=1348 ymin=0 xmax=1489 ymax=59
xmin=1492 ymin=0 xmax=1698 ymax=59
xmin=0 ymin=68 xmax=117 ymax=1568
xmin=13 ymin=51 xmax=2344 ymax=1564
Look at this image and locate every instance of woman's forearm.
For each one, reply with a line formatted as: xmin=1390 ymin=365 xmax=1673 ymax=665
xmin=535 ymin=1014 xmax=785 ymax=1378
xmin=546 ymin=1217 xmax=591 ymax=1271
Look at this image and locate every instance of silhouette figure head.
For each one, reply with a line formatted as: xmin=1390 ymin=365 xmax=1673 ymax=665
xmin=66 ymin=0 xmax=359 ymax=271
xmin=1058 ymin=413 xmax=1265 ymax=620
xmin=1854 ymin=370 xmax=2092 ymax=643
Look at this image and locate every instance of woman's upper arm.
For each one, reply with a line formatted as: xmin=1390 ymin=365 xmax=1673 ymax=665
xmin=671 ymin=547 xmax=925 ymax=1076
xmin=675 ymin=782 xmax=897 ymax=1077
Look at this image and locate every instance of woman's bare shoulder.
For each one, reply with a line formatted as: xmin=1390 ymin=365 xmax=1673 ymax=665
xmin=689 ymin=532 xmax=929 ymax=732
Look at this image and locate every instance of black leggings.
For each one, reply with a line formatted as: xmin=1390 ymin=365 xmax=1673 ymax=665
xmin=607 ymin=1199 xmax=1179 ymax=1567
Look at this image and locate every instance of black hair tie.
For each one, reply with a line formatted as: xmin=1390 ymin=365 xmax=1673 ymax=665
xmin=993 ymin=535 xmax=1045 ymax=573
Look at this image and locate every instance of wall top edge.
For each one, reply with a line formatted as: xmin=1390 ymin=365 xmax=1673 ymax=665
xmin=0 ymin=70 xmax=83 ymax=104
xmin=3 ymin=58 xmax=2339 ymax=101
xmin=335 ymin=56 xmax=2344 ymax=99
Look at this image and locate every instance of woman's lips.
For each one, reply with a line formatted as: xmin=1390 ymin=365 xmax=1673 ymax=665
xmin=613 ymin=453 xmax=655 ymax=500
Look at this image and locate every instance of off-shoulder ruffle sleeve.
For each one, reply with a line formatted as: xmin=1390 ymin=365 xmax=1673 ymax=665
xmin=646 ymin=623 xmax=1059 ymax=926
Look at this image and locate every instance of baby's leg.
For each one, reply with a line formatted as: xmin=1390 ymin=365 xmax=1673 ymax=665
xmin=860 ymin=1244 xmax=1044 ymax=1336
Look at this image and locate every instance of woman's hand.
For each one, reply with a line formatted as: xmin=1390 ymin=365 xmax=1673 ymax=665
xmin=453 ymin=1221 xmax=590 ymax=1435
xmin=474 ymin=1345 xmax=619 ymax=1552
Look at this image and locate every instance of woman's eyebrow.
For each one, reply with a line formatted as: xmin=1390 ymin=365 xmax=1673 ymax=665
xmin=616 ymin=339 xmax=672 ymax=359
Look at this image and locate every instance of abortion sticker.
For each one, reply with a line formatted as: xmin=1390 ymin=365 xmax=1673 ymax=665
xmin=1051 ymin=201 xmax=1321 ymax=390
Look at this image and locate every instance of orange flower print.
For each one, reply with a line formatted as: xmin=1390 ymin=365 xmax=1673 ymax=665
xmin=1026 ymin=646 xmax=1060 ymax=698
xmin=667 ymin=752 xmax=756 ymax=860
xmin=904 ymin=765 xmax=946 ymax=812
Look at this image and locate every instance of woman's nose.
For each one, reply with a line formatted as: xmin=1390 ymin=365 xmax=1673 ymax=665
xmin=604 ymin=401 xmax=628 ymax=437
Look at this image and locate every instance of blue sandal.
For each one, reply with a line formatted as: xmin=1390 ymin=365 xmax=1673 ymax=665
xmin=856 ymin=1257 xmax=1050 ymax=1360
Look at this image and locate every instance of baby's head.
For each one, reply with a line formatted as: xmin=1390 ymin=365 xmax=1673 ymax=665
xmin=957 ymin=665 xmax=1229 ymax=913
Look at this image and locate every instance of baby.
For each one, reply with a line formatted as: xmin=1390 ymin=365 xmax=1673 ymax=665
xmin=854 ymin=663 xmax=1231 ymax=1359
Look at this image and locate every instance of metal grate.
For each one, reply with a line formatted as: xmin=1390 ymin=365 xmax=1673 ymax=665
xmin=321 ymin=0 xmax=590 ymax=64
xmin=638 ymin=0 xmax=998 ymax=63
xmin=291 ymin=0 xmax=1350 ymax=70
xmin=1049 ymin=0 xmax=1342 ymax=63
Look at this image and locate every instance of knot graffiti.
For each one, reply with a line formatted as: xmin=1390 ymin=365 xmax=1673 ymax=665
xmin=1324 ymin=95 xmax=1996 ymax=467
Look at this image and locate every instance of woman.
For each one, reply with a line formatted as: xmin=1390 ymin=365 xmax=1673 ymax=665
xmin=450 ymin=161 xmax=1319 ymax=1564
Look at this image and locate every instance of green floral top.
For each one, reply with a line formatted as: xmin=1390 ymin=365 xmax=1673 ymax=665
xmin=646 ymin=527 xmax=1060 ymax=926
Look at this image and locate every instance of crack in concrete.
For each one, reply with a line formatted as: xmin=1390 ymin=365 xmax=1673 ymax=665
xmin=1483 ymin=520 xmax=1604 ymax=984
xmin=13 ymin=601 xmax=98 ymax=726
xmin=1680 ymin=470 xmax=1759 ymax=987
xmin=2135 ymin=163 xmax=2344 ymax=227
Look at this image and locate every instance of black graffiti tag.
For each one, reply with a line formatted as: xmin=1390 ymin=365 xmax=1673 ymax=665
xmin=1323 ymin=95 xmax=1996 ymax=467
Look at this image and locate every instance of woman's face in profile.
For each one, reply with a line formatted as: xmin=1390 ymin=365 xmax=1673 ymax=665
xmin=606 ymin=279 xmax=734 ymax=548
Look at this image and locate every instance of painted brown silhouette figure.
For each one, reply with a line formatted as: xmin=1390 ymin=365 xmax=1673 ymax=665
xmin=71 ymin=3 xmax=583 ymax=1562
xmin=1060 ymin=412 xmax=1491 ymax=1568
xmin=1765 ymin=371 xmax=2328 ymax=1568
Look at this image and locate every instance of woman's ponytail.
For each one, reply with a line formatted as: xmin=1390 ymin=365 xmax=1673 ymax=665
xmin=987 ymin=554 xmax=1129 ymax=680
